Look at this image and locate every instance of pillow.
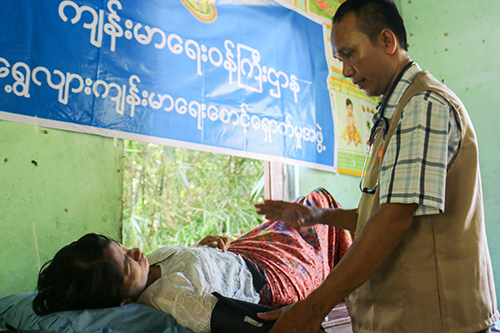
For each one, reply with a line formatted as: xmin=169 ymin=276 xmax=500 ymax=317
xmin=0 ymin=292 xmax=194 ymax=333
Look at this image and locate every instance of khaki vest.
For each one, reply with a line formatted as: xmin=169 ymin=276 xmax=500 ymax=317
xmin=346 ymin=71 xmax=498 ymax=333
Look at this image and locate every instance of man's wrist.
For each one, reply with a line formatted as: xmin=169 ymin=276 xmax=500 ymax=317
xmin=306 ymin=286 xmax=341 ymax=320
xmin=310 ymin=207 xmax=325 ymax=225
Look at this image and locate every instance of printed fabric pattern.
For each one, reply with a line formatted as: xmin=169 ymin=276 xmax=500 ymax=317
xmin=229 ymin=187 xmax=353 ymax=307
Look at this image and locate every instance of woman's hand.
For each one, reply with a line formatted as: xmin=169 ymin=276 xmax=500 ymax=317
xmin=254 ymin=200 xmax=321 ymax=227
xmin=194 ymin=235 xmax=231 ymax=252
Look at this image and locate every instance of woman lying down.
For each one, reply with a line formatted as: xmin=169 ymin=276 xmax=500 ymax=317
xmin=33 ymin=188 xmax=352 ymax=333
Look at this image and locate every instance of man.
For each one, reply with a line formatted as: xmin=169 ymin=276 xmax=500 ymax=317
xmin=255 ymin=0 xmax=499 ymax=332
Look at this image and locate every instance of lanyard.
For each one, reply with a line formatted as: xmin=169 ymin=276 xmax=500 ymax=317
xmin=373 ymin=61 xmax=415 ymax=131
xmin=360 ymin=61 xmax=414 ymax=194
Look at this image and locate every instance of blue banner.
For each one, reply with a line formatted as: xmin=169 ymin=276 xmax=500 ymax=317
xmin=0 ymin=0 xmax=336 ymax=171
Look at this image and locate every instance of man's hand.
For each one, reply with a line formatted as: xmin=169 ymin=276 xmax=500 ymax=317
xmin=257 ymin=300 xmax=326 ymax=333
xmin=254 ymin=200 xmax=322 ymax=227
xmin=193 ymin=235 xmax=230 ymax=252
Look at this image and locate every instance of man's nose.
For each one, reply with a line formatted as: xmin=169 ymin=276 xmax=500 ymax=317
xmin=342 ymin=62 xmax=354 ymax=78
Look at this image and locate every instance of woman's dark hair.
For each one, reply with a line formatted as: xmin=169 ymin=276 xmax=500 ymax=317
xmin=33 ymin=233 xmax=126 ymax=315
xmin=333 ymin=0 xmax=408 ymax=51
xmin=346 ymin=98 xmax=353 ymax=106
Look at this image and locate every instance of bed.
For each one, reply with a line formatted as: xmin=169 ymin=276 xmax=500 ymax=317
xmin=1 ymin=188 xmax=353 ymax=333
xmin=0 ymin=291 xmax=194 ymax=333
xmin=0 ymin=291 xmax=355 ymax=333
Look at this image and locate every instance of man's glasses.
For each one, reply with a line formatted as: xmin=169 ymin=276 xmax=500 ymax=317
xmin=359 ymin=115 xmax=389 ymax=194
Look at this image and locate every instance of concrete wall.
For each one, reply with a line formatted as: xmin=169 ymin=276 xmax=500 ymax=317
xmin=290 ymin=165 xmax=361 ymax=209
xmin=0 ymin=120 xmax=123 ymax=298
xmin=398 ymin=0 xmax=500 ymax=305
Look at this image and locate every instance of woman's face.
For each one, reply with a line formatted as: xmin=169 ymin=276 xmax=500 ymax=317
xmin=107 ymin=241 xmax=149 ymax=302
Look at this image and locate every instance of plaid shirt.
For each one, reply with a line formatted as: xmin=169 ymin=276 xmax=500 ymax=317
xmin=378 ymin=63 xmax=461 ymax=216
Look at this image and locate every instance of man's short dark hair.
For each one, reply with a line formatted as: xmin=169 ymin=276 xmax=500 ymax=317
xmin=333 ymin=0 xmax=408 ymax=51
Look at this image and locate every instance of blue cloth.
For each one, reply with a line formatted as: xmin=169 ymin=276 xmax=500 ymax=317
xmin=0 ymin=292 xmax=194 ymax=333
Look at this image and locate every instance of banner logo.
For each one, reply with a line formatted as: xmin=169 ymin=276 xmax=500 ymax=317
xmin=181 ymin=0 xmax=218 ymax=23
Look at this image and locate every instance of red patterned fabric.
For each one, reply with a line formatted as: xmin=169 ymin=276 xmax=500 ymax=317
xmin=229 ymin=187 xmax=353 ymax=308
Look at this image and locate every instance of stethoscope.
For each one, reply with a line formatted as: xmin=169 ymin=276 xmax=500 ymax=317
xmin=359 ymin=61 xmax=415 ymax=194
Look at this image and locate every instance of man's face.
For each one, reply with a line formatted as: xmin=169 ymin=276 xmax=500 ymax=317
xmin=331 ymin=12 xmax=392 ymax=97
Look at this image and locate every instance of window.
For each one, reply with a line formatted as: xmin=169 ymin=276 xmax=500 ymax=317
xmin=122 ymin=140 xmax=265 ymax=253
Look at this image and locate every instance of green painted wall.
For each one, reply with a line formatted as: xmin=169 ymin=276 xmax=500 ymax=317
xmin=297 ymin=0 xmax=500 ymax=303
xmin=0 ymin=120 xmax=123 ymax=298
xmin=399 ymin=0 xmax=500 ymax=304
xmin=292 ymin=165 xmax=361 ymax=209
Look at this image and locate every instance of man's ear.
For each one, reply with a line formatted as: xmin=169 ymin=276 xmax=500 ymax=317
xmin=121 ymin=298 xmax=132 ymax=306
xmin=379 ymin=29 xmax=398 ymax=54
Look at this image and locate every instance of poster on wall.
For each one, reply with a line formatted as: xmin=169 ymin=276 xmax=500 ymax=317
xmin=333 ymin=91 xmax=377 ymax=176
xmin=328 ymin=37 xmax=379 ymax=175
xmin=0 ymin=0 xmax=337 ymax=172
xmin=322 ymin=19 xmax=379 ymax=176
xmin=279 ymin=0 xmax=379 ymax=175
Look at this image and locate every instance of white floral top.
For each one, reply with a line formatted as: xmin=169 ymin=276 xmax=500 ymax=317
xmin=137 ymin=246 xmax=259 ymax=333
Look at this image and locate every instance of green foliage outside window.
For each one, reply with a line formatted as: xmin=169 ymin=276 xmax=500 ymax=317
xmin=122 ymin=140 xmax=265 ymax=253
